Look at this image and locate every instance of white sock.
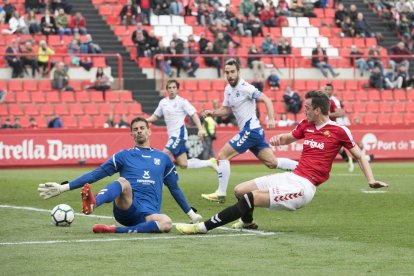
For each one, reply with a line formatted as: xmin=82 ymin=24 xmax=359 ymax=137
xmin=187 ymin=158 xmax=211 ymax=169
xmin=217 ymin=160 xmax=230 ymax=195
xmin=276 ymin=158 xmax=298 ymax=171
xmin=198 ymin=222 xmax=208 ymax=233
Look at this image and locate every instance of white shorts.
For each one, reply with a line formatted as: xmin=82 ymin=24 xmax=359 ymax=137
xmin=255 ymin=172 xmax=316 ymax=211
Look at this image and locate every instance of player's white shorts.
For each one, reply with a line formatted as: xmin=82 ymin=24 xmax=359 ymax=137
xmin=255 ymin=172 xmax=316 ymax=211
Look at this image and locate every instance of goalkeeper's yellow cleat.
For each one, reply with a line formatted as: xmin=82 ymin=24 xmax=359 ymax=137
xmin=208 ymin=158 xmax=219 ymax=173
xmin=231 ymin=219 xmax=259 ymax=230
xmin=175 ymin=223 xmax=205 ymax=235
xmin=201 ymin=190 xmax=226 ymax=203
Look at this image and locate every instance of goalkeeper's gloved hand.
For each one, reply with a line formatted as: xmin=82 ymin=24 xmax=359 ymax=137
xmin=38 ymin=182 xmax=70 ymax=199
xmin=187 ymin=207 xmax=202 ymax=224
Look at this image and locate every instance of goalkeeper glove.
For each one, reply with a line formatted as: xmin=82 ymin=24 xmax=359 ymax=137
xmin=187 ymin=207 xmax=202 ymax=224
xmin=38 ymin=182 xmax=70 ymax=199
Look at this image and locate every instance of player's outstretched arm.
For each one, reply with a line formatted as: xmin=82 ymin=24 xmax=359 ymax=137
xmin=38 ymin=182 xmax=70 ymax=199
xmin=349 ymin=146 xmax=389 ymax=189
xmin=191 ymin=113 xmax=206 ymax=139
xmin=269 ymin=133 xmax=297 ymax=146
xmin=146 ymin=114 xmax=159 ymax=123
xmin=203 ymin=106 xmax=232 ymax=118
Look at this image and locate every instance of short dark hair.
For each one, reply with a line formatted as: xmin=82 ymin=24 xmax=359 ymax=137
xmin=305 ymin=90 xmax=330 ymax=115
xmin=225 ymin=58 xmax=240 ymax=71
xmin=166 ymin=79 xmax=180 ymax=90
xmin=130 ymin=117 xmax=149 ymax=131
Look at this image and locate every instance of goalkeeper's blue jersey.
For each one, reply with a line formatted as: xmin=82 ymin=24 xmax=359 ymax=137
xmin=69 ymin=146 xmax=191 ymax=213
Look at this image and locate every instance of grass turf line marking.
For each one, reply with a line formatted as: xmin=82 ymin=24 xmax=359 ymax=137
xmin=360 ymin=190 xmax=388 ymax=194
xmin=0 ymin=204 xmax=277 ymax=237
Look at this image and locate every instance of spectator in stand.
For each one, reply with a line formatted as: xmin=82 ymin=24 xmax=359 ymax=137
xmin=247 ymin=44 xmax=265 ymax=78
xmin=341 ymin=16 xmax=356 ymax=37
xmin=213 ymin=32 xmax=229 ymax=56
xmin=335 ymin=3 xmax=348 ymax=28
xmin=276 ymin=0 xmax=290 ymax=16
xmin=246 ymin=13 xmax=264 ymax=37
xmin=167 ymin=41 xmax=181 ymax=76
xmin=209 ymin=22 xmax=239 ymax=47
xmin=170 ymin=33 xmax=184 ymax=52
xmin=385 ymin=64 xmax=408 ymax=89
xmin=26 ymin=9 xmax=41 ymax=34
xmin=22 ymin=41 xmax=39 ymax=78
xmin=398 ymin=14 xmax=411 ymax=42
xmin=267 ymin=69 xmax=280 ymax=90
xmin=85 ymin=67 xmax=114 ymax=97
xmin=187 ymin=34 xmax=199 ymax=53
xmin=277 ymin=37 xmax=291 ymax=56
xmin=369 ymin=66 xmax=385 ymax=90
xmin=47 ymin=115 xmax=62 ymax=128
xmin=136 ymin=0 xmax=151 ymax=25
xmin=120 ymin=0 xmax=138 ymax=27
xmin=13 ymin=117 xmax=22 ymax=129
xmin=196 ymin=2 xmax=209 ymax=27
xmin=259 ymin=5 xmax=276 ymax=27
xmin=203 ymin=42 xmax=221 ymax=78
xmin=28 ymin=117 xmax=38 ymax=129
xmin=277 ymin=113 xmax=296 ymax=127
xmin=69 ymin=11 xmax=87 ymax=35
xmin=1 ymin=118 xmax=13 ymax=128
xmin=254 ymin=0 xmax=265 ymax=15
xmin=56 ymin=8 xmax=71 ymax=42
xmin=239 ymin=0 xmax=255 ymax=17
xmin=3 ymin=0 xmax=15 ymax=23
xmin=283 ymin=85 xmax=302 ymax=122
xmin=178 ymin=42 xmax=199 ymax=78
xmin=52 ymin=62 xmax=74 ymax=92
xmin=152 ymin=0 xmax=170 ymax=15
xmin=312 ymin=42 xmax=340 ymax=78
xmin=81 ymin=34 xmax=103 ymax=54
xmin=350 ymin=45 xmax=368 ymax=77
xmin=5 ymin=38 xmax=24 ymax=78
xmin=354 ymin=12 xmax=374 ymax=37
xmin=104 ymin=114 xmax=115 ymax=128
xmin=152 ymin=41 xmax=174 ymax=77
xmin=367 ymin=44 xmax=384 ymax=74
xmin=40 ymin=9 xmax=57 ymax=36
xmin=38 ymin=40 xmax=55 ymax=77
xmin=198 ymin=32 xmax=210 ymax=53
xmin=388 ymin=41 xmax=411 ymax=75
xmin=133 ymin=31 xmax=149 ymax=58
xmin=251 ymin=74 xmax=264 ymax=92
xmin=25 ymin=0 xmax=46 ymax=14
xmin=233 ymin=14 xmax=250 ymax=36
xmin=209 ymin=3 xmax=227 ymax=26
xmin=261 ymin=34 xmax=278 ymax=55
xmin=348 ymin=4 xmax=358 ymax=22
xmin=201 ymin=113 xmax=217 ymax=160
xmin=117 ymin=114 xmax=130 ymax=128
xmin=226 ymin=41 xmax=239 ymax=65
xmin=145 ymin=30 xmax=159 ymax=56
xmin=3 ymin=10 xmax=29 ymax=34
xmin=225 ymin=4 xmax=238 ymax=31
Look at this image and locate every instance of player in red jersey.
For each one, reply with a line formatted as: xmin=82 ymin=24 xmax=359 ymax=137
xmin=175 ymin=90 xmax=388 ymax=234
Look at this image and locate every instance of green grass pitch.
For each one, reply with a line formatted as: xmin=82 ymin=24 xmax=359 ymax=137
xmin=1 ymin=162 xmax=414 ymax=275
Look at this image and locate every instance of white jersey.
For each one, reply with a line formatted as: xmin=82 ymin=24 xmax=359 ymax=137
xmin=153 ymin=95 xmax=197 ymax=139
xmin=223 ymin=78 xmax=262 ymax=130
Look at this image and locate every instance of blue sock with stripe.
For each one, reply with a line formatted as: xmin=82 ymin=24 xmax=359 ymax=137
xmin=95 ymin=181 xmax=122 ymax=207
xmin=115 ymin=221 xmax=160 ymax=233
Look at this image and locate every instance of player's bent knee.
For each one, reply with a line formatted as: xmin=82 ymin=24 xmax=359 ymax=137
xmin=157 ymin=217 xmax=173 ymax=233
xmin=117 ymin=177 xmax=131 ymax=190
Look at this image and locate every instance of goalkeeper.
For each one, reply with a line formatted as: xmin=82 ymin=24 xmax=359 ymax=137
xmin=38 ymin=117 xmax=202 ymax=234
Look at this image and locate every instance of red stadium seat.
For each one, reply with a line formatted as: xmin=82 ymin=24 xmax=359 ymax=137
xmin=344 ymin=80 xmax=357 ymax=90
xmin=364 ymin=113 xmax=377 ymax=125
xmin=113 ymin=103 xmax=128 ymax=115
xmin=38 ymin=79 xmax=52 ymax=91
xmin=46 ymin=92 xmax=60 ymax=103
xmin=377 ymin=113 xmax=389 ymax=125
xmin=406 ymin=101 xmax=414 ymax=113
xmin=61 ymin=92 xmax=75 ymax=102
xmin=24 ymin=104 xmax=39 ymax=115
xmin=404 ymin=113 xmax=414 ymax=125
xmin=69 ymin=104 xmax=84 ymax=115
xmin=184 ymin=80 xmax=198 ymax=91
xmin=90 ymin=91 xmax=104 ymax=102
xmin=355 ymin=90 xmax=368 ymax=101
xmin=61 ymin=116 xmax=77 ymax=128
xmin=15 ymin=92 xmax=30 ymax=102
xmin=78 ymin=116 xmax=93 ymax=128
xmin=381 ymin=90 xmax=393 ymax=101
xmin=198 ymin=80 xmax=212 ymax=91
xmin=23 ymin=79 xmax=37 ymax=91
xmin=366 ymin=102 xmax=379 ymax=113
xmin=105 ymin=91 xmax=120 ymax=102
xmin=353 ymin=102 xmax=366 ymax=112
xmin=99 ymin=103 xmax=113 ymax=115
xmin=9 ymin=104 xmax=24 ymax=116
xmin=128 ymin=103 xmax=143 ymax=115
xmin=93 ymin=115 xmax=106 ymax=128
xmin=379 ymin=101 xmax=392 ymax=113
xmin=39 ymin=104 xmax=54 ymax=115
xmin=368 ymin=89 xmax=381 ymax=101
xmin=390 ymin=113 xmax=404 ymax=125
xmin=394 ymin=89 xmax=406 ymax=101
xmin=54 ymin=104 xmax=69 ymax=115
xmin=119 ymin=92 xmax=134 ymax=102
xmin=341 ymin=90 xmax=355 ymax=101
xmin=211 ymin=79 xmax=226 ymax=91
xmin=8 ymin=80 xmax=22 ymax=91
xmin=84 ymin=103 xmax=99 ymax=115
xmin=393 ymin=102 xmax=405 ymax=113
xmin=75 ymin=92 xmax=90 ymax=103
xmin=0 ymin=105 xmax=8 ymax=116
xmin=31 ymin=92 xmax=46 ymax=103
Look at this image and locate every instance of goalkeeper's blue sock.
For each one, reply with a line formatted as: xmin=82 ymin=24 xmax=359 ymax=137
xmin=115 ymin=221 xmax=160 ymax=233
xmin=95 ymin=181 xmax=122 ymax=207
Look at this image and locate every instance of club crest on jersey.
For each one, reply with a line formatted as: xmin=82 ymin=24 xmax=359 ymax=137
xmin=236 ymin=91 xmax=240 ymax=97
xmin=143 ymin=171 xmax=150 ymax=179
xmin=323 ymin=130 xmax=331 ymax=137
xmin=154 ymin=158 xmax=160 ymax=165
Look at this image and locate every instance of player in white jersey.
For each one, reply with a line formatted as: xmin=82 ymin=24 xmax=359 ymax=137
xmin=147 ymin=79 xmax=219 ymax=173
xmin=201 ymin=59 xmax=298 ymax=204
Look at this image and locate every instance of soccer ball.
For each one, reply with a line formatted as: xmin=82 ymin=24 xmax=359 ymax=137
xmin=51 ymin=204 xmax=75 ymax=226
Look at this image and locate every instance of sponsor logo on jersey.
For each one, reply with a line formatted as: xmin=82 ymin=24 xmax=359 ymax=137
xmin=137 ymin=170 xmax=155 ymax=185
xmin=154 ymin=158 xmax=160 ymax=165
xmin=306 ymin=129 xmax=314 ymax=133
xmin=143 ymin=171 xmax=150 ymax=179
xmin=303 ymin=139 xmax=325 ymax=149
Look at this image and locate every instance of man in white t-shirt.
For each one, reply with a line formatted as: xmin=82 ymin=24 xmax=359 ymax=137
xmin=176 ymin=90 xmax=388 ymax=234
xmin=147 ymin=79 xmax=218 ymax=173
xmin=200 ymin=59 xmax=298 ymax=207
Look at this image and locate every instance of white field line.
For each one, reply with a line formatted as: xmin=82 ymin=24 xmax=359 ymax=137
xmin=0 ymin=204 xmax=277 ymax=246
